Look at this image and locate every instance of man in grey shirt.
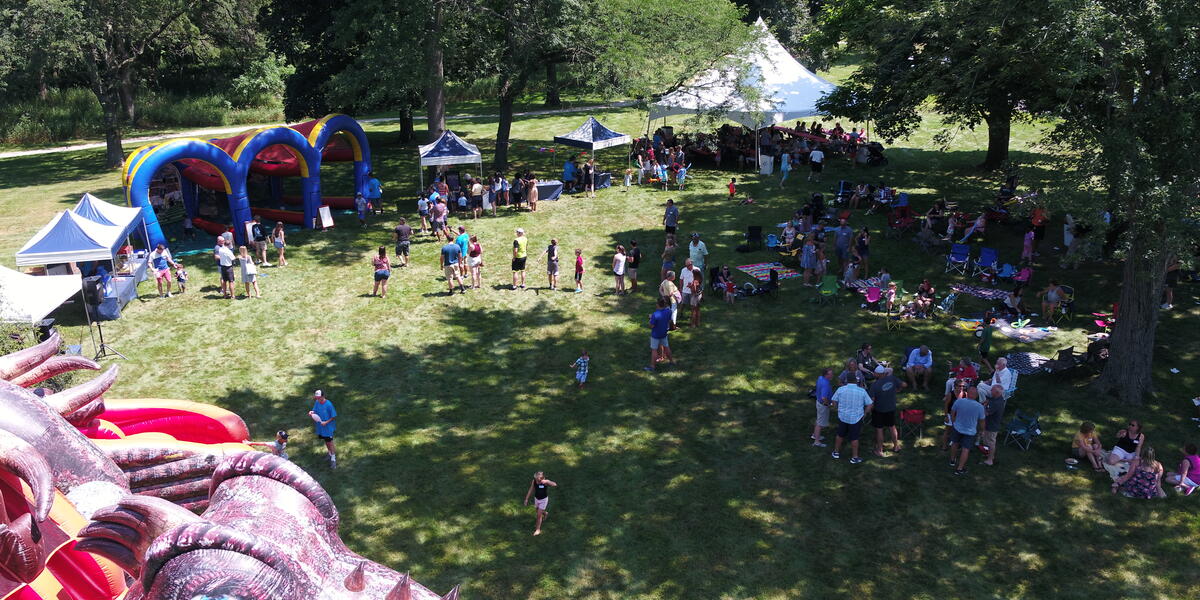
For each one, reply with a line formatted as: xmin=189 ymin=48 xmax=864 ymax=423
xmin=663 ymin=199 xmax=680 ymax=235
xmin=949 ymin=393 xmax=987 ymax=475
xmin=869 ymin=367 xmax=906 ymax=455
xmin=980 ymin=385 xmax=1007 ymax=467
xmin=833 ymin=219 xmax=855 ymax=269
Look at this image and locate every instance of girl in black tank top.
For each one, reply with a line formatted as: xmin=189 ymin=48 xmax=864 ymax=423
xmin=524 ymin=471 xmax=558 ymax=536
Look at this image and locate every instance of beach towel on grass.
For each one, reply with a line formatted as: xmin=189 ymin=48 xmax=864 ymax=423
xmin=995 ymin=319 xmax=1054 ymax=343
xmin=736 ymin=262 xmax=801 ymax=282
xmin=1004 ymin=352 xmax=1053 ymax=375
xmin=951 ymin=284 xmax=1009 ymax=301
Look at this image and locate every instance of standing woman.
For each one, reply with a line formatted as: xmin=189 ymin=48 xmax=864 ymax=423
xmin=854 ymin=227 xmax=871 ymax=275
xmin=238 ymin=245 xmax=261 ymax=298
xmin=800 ymin=236 xmax=819 ymax=286
xmin=272 ymin=222 xmax=288 ymax=266
xmin=584 ymin=158 xmax=597 ymax=198
xmin=613 ymin=244 xmax=628 ymax=295
xmin=523 ymin=471 xmax=558 ymax=536
xmin=468 ymin=235 xmax=484 ymax=289
xmin=661 ymin=234 xmax=677 ymax=281
xmin=511 ymin=173 xmax=525 ymax=211
xmin=542 ymin=238 xmax=560 ymax=290
xmin=526 ymin=171 xmax=540 ymax=212
xmin=371 ymin=246 xmax=391 ymax=298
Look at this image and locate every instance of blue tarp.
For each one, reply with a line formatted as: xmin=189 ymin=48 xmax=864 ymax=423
xmin=419 ymin=130 xmax=483 ymax=167
xmin=553 ymin=117 xmax=631 ymax=151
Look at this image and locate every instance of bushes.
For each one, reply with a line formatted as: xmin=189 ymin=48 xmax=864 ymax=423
xmin=0 ymin=87 xmax=285 ymax=145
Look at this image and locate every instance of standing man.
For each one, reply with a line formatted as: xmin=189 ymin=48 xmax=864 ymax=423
xmin=366 ymin=171 xmax=383 ymax=215
xmin=812 ymin=367 xmax=835 ymax=447
xmin=512 ymin=228 xmax=528 ymax=290
xmin=213 ymin=237 xmax=235 ymax=299
xmin=905 ymin=345 xmax=934 ymax=391
xmin=688 ymin=233 xmax=709 ymax=273
xmin=149 ymin=243 xmax=178 ymax=298
xmin=470 ymin=177 xmax=484 ymax=220
xmin=830 ymin=380 xmax=873 ymax=464
xmin=392 ymin=218 xmax=413 ymax=267
xmin=807 ymin=144 xmax=826 ymax=182
xmin=663 ymin=199 xmax=680 ymax=236
xmin=308 ymin=390 xmax=338 ymax=469
xmin=440 ymin=237 xmax=466 ymax=294
xmin=980 ymin=384 xmax=1007 ymax=467
xmin=870 ymin=367 xmax=906 ymax=455
xmin=833 ymin=219 xmax=854 ymax=271
xmin=948 ymin=388 xmax=987 ymax=476
xmin=455 ymin=225 xmax=471 ymax=278
xmin=627 ymin=240 xmax=642 ymax=292
xmin=354 ymin=193 xmax=369 ymax=226
xmin=645 ymin=297 xmax=675 ymax=372
xmin=250 ymin=216 xmax=270 ymax=266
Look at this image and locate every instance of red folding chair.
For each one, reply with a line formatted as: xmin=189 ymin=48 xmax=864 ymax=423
xmin=900 ymin=409 xmax=925 ymax=439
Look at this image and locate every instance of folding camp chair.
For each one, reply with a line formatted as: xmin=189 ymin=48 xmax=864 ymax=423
xmin=1003 ymin=410 xmax=1041 ymax=450
xmin=766 ymin=234 xmax=780 ymax=249
xmin=899 ymin=409 xmax=925 ymax=439
xmin=884 ymin=300 xmax=903 ymax=330
xmin=996 ymin=263 xmax=1017 ymax=281
xmin=864 ymin=286 xmax=882 ymax=310
xmin=886 ymin=206 xmax=916 ymax=239
xmin=972 ymin=247 xmax=999 ymax=277
xmin=945 ymin=244 xmax=970 ymax=274
xmin=836 ymin=180 xmax=854 ymax=204
xmin=1053 ymin=285 xmax=1075 ymax=324
xmin=813 ymin=274 xmax=839 ymax=305
xmin=746 ymin=226 xmax=764 ymax=250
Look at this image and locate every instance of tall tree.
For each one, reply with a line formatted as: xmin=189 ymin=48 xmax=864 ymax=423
xmin=1050 ymin=0 xmax=1200 ymax=405
xmin=811 ymin=0 xmax=1064 ymax=169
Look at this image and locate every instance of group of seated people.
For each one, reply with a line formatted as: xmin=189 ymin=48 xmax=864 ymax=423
xmin=1072 ymin=419 xmax=1200 ymax=498
xmin=633 ymin=120 xmax=874 ymax=172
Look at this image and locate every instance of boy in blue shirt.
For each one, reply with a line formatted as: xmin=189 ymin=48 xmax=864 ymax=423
xmin=645 ymin=298 xmax=675 ymax=372
xmin=309 ymin=390 xmax=338 ymax=468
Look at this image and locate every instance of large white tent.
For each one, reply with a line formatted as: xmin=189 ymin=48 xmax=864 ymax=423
xmin=0 ymin=265 xmax=81 ymax=323
xmin=15 ymin=210 xmax=127 ymax=266
xmin=649 ymin=18 xmax=835 ymax=129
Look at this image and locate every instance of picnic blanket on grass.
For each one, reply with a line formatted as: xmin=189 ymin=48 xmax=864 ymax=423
xmin=995 ymin=318 xmax=1055 ymax=343
xmin=950 ymin=284 xmax=1009 ymax=301
xmin=736 ymin=262 xmax=801 ymax=282
xmin=1005 ymin=352 xmax=1053 ymax=375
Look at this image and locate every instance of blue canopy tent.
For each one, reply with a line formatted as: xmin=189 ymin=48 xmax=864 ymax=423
xmin=418 ymin=130 xmax=483 ymax=190
xmin=15 ymin=210 xmax=127 ymax=267
xmin=72 ymin=193 xmax=146 ymax=248
xmin=553 ymin=117 xmax=631 ymax=191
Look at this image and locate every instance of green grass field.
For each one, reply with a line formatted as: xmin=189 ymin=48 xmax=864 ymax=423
xmin=2 ymin=102 xmax=1199 ymax=599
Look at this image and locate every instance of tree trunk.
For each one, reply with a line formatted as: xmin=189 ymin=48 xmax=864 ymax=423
xmin=1090 ymin=232 xmax=1168 ymax=405
xmin=398 ymin=105 xmax=414 ymax=143
xmin=119 ymin=65 xmax=136 ymax=124
xmin=979 ymin=105 xmax=1011 ymax=170
xmin=95 ymin=85 xmax=125 ymax=168
xmin=543 ymin=62 xmax=562 ymax=108
xmin=423 ymin=1 xmax=446 ymax=138
xmin=494 ymin=89 xmax=517 ymax=172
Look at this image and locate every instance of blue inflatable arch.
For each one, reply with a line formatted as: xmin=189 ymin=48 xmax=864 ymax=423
xmin=124 ymin=138 xmax=243 ymax=248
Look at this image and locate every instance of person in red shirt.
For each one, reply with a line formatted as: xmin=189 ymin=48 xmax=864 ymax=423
xmin=1029 ymin=206 xmax=1049 ymax=255
xmin=727 ymin=177 xmax=737 ymax=200
xmin=943 ymin=357 xmax=979 ymax=395
xmin=573 ymin=248 xmax=585 ymax=293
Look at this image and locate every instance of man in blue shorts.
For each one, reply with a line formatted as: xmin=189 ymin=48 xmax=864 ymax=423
xmin=309 ymin=390 xmax=338 ymax=468
xmin=830 ymin=381 xmax=873 ymax=464
xmin=645 ymin=298 xmax=675 ymax=372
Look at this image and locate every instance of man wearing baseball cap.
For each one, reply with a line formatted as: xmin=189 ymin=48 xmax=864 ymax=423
xmin=309 ymin=390 xmax=338 ymax=468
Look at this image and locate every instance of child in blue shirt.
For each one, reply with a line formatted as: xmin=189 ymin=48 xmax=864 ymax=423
xmin=571 ymin=350 xmax=590 ymax=388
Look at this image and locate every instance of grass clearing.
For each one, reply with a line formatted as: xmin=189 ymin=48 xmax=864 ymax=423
xmin=1 ymin=103 xmax=1198 ymax=599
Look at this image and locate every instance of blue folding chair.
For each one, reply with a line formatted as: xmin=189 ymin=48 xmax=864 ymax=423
xmin=972 ymin=247 xmax=999 ymax=277
xmin=895 ymin=192 xmax=909 ymax=207
xmin=996 ymin=263 xmax=1016 ymax=280
xmin=945 ymin=244 xmax=970 ymax=274
xmin=766 ymin=234 xmax=780 ymax=249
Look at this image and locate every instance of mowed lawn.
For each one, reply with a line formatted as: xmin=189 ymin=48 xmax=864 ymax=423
xmin=1 ymin=105 xmax=1199 ymax=599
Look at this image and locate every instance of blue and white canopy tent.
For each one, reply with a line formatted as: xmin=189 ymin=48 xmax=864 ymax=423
xmin=71 ymin=193 xmax=146 ymax=247
xmin=15 ymin=210 xmax=128 ymax=267
xmin=418 ymin=130 xmax=483 ymax=189
xmin=553 ymin=117 xmax=632 ymax=152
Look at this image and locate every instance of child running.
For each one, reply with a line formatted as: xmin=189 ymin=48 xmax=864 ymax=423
xmin=523 ymin=471 xmax=558 ymax=536
xmin=727 ymin=177 xmax=737 ymax=200
xmin=175 ymin=261 xmax=188 ymax=293
xmin=574 ymin=248 xmax=585 ymax=293
xmin=570 ymin=350 xmax=589 ymax=388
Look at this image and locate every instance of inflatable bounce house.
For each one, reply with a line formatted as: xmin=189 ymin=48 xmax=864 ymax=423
xmin=122 ymin=114 xmax=372 ymax=248
xmin=0 ymin=333 xmax=459 ymax=600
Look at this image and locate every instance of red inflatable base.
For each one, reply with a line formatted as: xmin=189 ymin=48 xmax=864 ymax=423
xmin=281 ymin=195 xmax=357 ymax=210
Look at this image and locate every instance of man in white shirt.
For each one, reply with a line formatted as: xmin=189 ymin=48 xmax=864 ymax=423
xmin=979 ymin=357 xmax=1016 ymax=398
xmin=213 ymin=236 xmax=236 ymax=299
xmin=808 ymin=146 xmax=826 ymax=182
xmin=688 ymin=233 xmax=709 ymax=272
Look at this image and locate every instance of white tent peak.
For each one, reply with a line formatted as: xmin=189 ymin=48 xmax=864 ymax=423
xmin=650 ymin=17 xmax=835 ymax=128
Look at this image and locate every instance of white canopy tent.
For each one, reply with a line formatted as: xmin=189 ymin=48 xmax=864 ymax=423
xmin=15 ymin=210 xmax=127 ymax=267
xmin=418 ymin=130 xmax=484 ymax=190
xmin=72 ymin=193 xmax=144 ymax=240
xmin=649 ymin=18 xmax=835 ymax=129
xmin=0 ymin=265 xmax=81 ymax=323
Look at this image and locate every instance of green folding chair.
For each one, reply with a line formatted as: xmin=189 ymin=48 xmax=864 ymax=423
xmin=814 ymin=274 xmax=840 ymax=305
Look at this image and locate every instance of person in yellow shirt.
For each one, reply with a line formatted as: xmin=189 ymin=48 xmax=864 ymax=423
xmin=1072 ymin=422 xmax=1104 ymax=471
xmin=512 ymin=228 xmax=528 ymax=290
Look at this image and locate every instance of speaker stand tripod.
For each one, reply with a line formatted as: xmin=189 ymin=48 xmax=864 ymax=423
xmin=93 ymin=321 xmax=126 ymax=360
